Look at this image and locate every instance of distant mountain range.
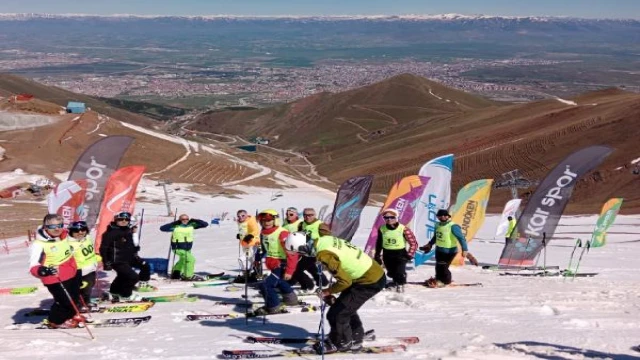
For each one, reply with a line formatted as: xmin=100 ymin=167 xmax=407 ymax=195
xmin=0 ymin=13 xmax=639 ymax=22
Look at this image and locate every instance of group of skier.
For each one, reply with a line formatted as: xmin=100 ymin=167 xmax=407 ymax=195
xmin=232 ymin=206 xmax=468 ymax=354
xmin=28 ymin=204 xmax=468 ymax=354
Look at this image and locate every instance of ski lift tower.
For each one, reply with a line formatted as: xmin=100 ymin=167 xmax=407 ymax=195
xmin=494 ymin=169 xmax=537 ymax=200
xmin=156 ymin=180 xmax=173 ymax=216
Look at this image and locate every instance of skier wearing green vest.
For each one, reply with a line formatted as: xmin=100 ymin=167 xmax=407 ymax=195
xmin=285 ymin=228 xmax=386 ymax=354
xmin=506 ymin=216 xmax=518 ymax=242
xmin=295 ymin=207 xmax=329 ymax=290
xmin=160 ymin=214 xmax=208 ymax=280
xmin=67 ymin=220 xmax=101 ymax=308
xmin=373 ymin=208 xmax=418 ymax=293
xmin=419 ymin=209 xmax=468 ymax=288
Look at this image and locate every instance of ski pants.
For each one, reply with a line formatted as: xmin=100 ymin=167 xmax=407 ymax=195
xmin=289 ymin=256 xmax=328 ymax=290
xmin=259 ymin=265 xmax=293 ymax=309
xmin=173 ymin=249 xmax=195 ymax=278
xmin=382 ymin=251 xmax=409 ymax=285
xmin=131 ymin=256 xmax=151 ymax=282
xmin=327 ymin=275 xmax=386 ymax=346
xmin=110 ymin=262 xmax=139 ymax=297
xmin=435 ymin=250 xmax=458 ymax=285
xmin=79 ymin=271 xmax=97 ymax=305
xmin=45 ymin=271 xmax=82 ymax=325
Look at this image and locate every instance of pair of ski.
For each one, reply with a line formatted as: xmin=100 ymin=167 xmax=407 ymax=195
xmin=8 ymin=315 xmax=152 ymax=330
xmin=25 ymin=302 xmax=155 ymax=316
xmin=406 ymin=281 xmax=483 ymax=288
xmin=222 ymin=330 xmax=418 ymax=358
xmin=186 ymin=303 xmax=317 ymax=321
xmin=96 ymin=292 xmax=197 ymax=304
xmin=499 ymin=270 xmax=598 ymax=277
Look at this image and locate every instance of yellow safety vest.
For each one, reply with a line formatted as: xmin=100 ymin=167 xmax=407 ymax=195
xmin=435 ymin=221 xmax=457 ymax=249
xmin=71 ymin=235 xmax=98 ymax=269
xmin=507 ymin=219 xmax=517 ymax=239
xmin=301 ymin=220 xmax=322 ymax=240
xmin=238 ymin=221 xmax=249 ymax=238
xmin=37 ymin=239 xmax=73 ymax=267
xmin=380 ymin=224 xmax=406 ymax=250
xmin=171 ymin=226 xmax=194 ymax=244
xmin=316 ymin=236 xmax=372 ymax=280
xmin=264 ymin=227 xmax=287 ymax=259
xmin=284 ymin=219 xmax=302 ymax=233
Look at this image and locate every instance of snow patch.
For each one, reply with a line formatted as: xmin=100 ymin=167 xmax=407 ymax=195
xmin=428 ymin=88 xmax=443 ymax=100
xmin=555 ymin=97 xmax=578 ymax=106
xmin=631 ymin=157 xmax=640 ymax=164
xmin=0 ymin=145 xmax=4 ymax=160
xmin=119 ymin=121 xmax=187 ymax=146
xmin=0 ymin=111 xmax=59 ymax=131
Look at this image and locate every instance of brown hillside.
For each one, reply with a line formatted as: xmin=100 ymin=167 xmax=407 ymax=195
xmin=0 ymin=73 xmax=157 ymax=128
xmin=190 ymin=73 xmax=497 ymax=153
xmin=191 ymin=75 xmax=640 ymax=214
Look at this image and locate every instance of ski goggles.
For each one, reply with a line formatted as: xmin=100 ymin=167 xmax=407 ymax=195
xmin=257 ymin=213 xmax=276 ymax=222
xmin=69 ymin=221 xmax=89 ymax=231
xmin=44 ymin=223 xmax=64 ymax=230
xmin=383 ymin=216 xmax=397 ymax=220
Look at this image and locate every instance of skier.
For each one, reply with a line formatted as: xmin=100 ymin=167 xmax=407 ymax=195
xmin=285 ymin=230 xmax=386 ymax=354
xmin=419 ymin=209 xmax=468 ymax=287
xmin=283 ymin=207 xmax=302 ymax=232
xmin=129 ymin=216 xmax=152 ymax=290
xmin=373 ymin=209 xmax=418 ymax=293
xmin=67 ymin=220 xmax=100 ymax=308
xmin=254 ymin=209 xmax=299 ymax=315
xmin=159 ymin=214 xmax=209 ymax=280
xmin=235 ymin=209 xmax=261 ymax=282
xmin=29 ymin=214 xmax=84 ymax=328
xmin=506 ymin=216 xmax=517 ymax=242
xmin=295 ymin=207 xmax=329 ymax=289
xmin=100 ymin=212 xmax=143 ymax=301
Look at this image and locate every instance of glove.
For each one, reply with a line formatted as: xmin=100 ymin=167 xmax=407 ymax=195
xmin=322 ymin=295 xmax=336 ymax=306
xmin=134 ymin=246 xmax=141 ymax=253
xmin=104 ymin=262 xmax=113 ymax=271
xmin=374 ymin=256 xmax=382 ymax=265
xmin=236 ymin=234 xmax=241 ymax=240
xmin=420 ymin=244 xmax=433 ymax=253
xmin=95 ymin=255 xmax=102 ymax=263
xmin=37 ymin=266 xmax=57 ymax=277
xmin=242 ymin=234 xmax=254 ymax=244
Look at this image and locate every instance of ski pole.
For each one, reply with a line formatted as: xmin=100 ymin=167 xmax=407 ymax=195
xmin=137 ymin=208 xmax=145 ymax=246
xmin=165 ymin=210 xmax=178 ymax=277
xmin=56 ymin=276 xmax=95 ymax=340
xmin=517 ymin=237 xmax=533 ymax=271
xmin=316 ymin=262 xmax=327 ymax=359
xmin=567 ymin=239 xmax=582 ymax=273
xmin=244 ymin=247 xmax=250 ymax=326
xmin=572 ymin=240 xmax=591 ymax=281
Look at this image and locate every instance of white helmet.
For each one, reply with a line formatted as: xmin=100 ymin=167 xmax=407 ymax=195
xmin=285 ymin=231 xmax=312 ymax=255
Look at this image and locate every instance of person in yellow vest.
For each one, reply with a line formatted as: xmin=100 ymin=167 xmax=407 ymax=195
xmin=235 ymin=209 xmax=261 ymax=282
xmin=373 ymin=209 xmax=418 ymax=293
xmin=283 ymin=207 xmax=302 ymax=232
xmin=160 ymin=214 xmax=209 ymax=280
xmin=29 ymin=214 xmax=85 ymax=328
xmin=419 ymin=209 xmax=468 ymax=288
xmin=254 ymin=209 xmax=299 ymax=315
xmin=67 ymin=220 xmax=101 ymax=309
xmin=285 ymin=230 xmax=386 ymax=355
xmin=295 ymin=207 xmax=329 ymax=289
xmin=506 ymin=216 xmax=518 ymax=242
xmin=236 ymin=209 xmax=260 ymax=247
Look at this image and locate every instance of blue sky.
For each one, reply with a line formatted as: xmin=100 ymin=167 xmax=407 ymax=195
xmin=4 ymin=0 xmax=640 ymax=19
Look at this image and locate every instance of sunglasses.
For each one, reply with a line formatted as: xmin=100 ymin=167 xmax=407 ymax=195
xmin=303 ymin=214 xmax=315 ymax=217
xmin=116 ymin=218 xmax=130 ymax=222
xmin=45 ymin=223 xmax=64 ymax=230
xmin=383 ymin=216 xmax=396 ymax=220
xmin=180 ymin=218 xmax=189 ymax=221
xmin=286 ymin=213 xmax=296 ymax=217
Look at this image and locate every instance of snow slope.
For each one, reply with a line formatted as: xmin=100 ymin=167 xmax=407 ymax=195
xmin=1 ymin=183 xmax=639 ymax=359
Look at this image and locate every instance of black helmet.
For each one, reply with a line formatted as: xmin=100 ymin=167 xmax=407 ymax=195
xmin=69 ymin=221 xmax=89 ymax=233
xmin=114 ymin=212 xmax=132 ymax=221
xmin=436 ymin=209 xmax=450 ymax=217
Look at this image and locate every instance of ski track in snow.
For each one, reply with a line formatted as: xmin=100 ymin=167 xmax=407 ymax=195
xmin=1 ymin=189 xmax=640 ymax=359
